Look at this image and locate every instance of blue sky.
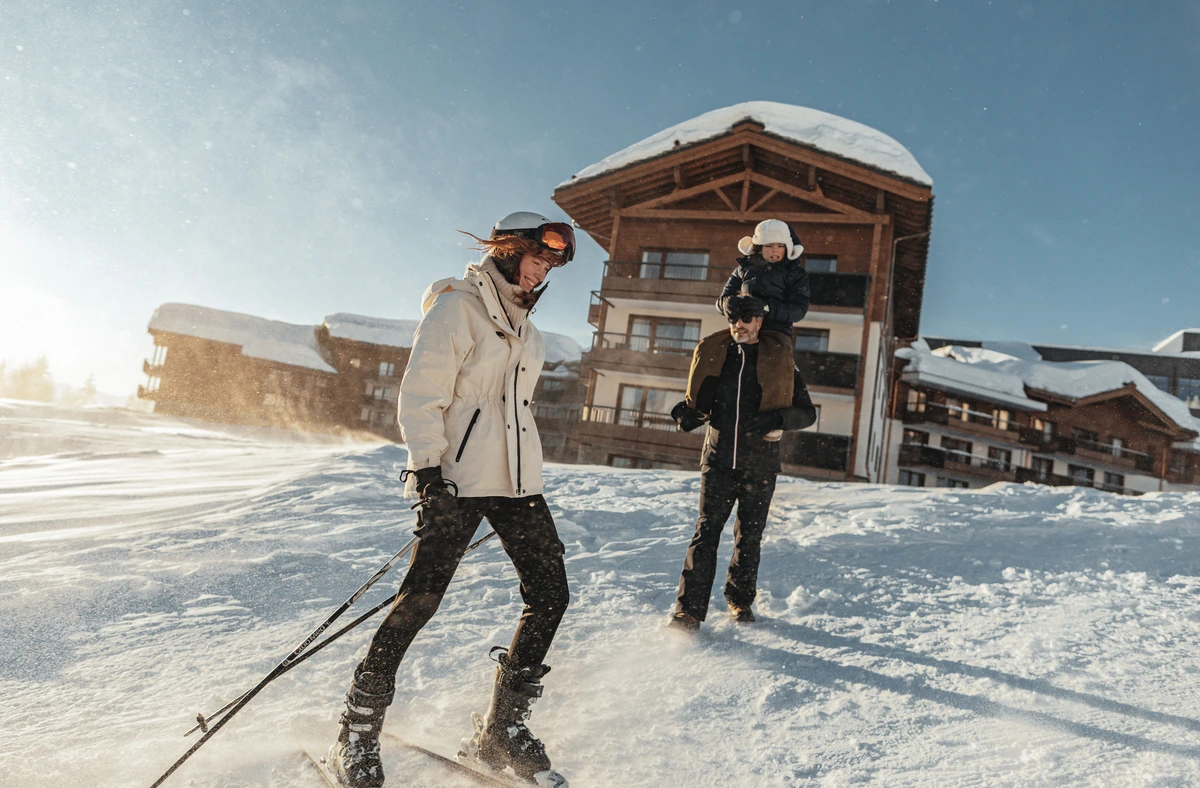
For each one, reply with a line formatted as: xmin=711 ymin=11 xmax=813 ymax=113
xmin=2 ymin=0 xmax=1198 ymax=394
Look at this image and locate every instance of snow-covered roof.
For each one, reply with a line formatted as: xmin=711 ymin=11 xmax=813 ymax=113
xmin=563 ymin=101 xmax=932 ymax=188
xmin=149 ymin=304 xmax=336 ymax=373
xmin=323 ymin=313 xmax=420 ymax=350
xmin=1153 ymin=328 xmax=1200 ymax=354
xmin=543 ymin=334 xmax=582 ymax=365
xmin=898 ymin=340 xmax=1199 ymax=432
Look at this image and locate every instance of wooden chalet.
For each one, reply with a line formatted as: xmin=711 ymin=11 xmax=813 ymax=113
xmin=889 ymin=341 xmax=1200 ymax=494
xmin=553 ymin=101 xmax=933 ymax=479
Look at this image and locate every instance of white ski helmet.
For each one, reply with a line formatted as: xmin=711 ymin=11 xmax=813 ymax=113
xmin=490 ymin=211 xmax=576 ymax=265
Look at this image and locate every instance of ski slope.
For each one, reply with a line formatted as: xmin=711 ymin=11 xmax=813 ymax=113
xmin=3 ymin=400 xmax=1200 ymax=787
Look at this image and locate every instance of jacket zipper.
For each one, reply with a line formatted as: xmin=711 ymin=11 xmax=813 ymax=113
xmin=478 ymin=270 xmax=525 ymax=495
xmin=455 ymin=408 xmax=481 ymax=463
xmin=733 ymin=345 xmax=746 ymax=469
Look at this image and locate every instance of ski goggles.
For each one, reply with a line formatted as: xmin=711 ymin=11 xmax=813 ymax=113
xmin=498 ymin=222 xmax=575 ymax=265
xmin=533 ymin=222 xmax=575 ymax=265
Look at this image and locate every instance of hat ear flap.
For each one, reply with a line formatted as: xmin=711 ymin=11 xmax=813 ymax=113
xmin=737 ymin=237 xmax=756 ymax=256
xmin=788 ymin=242 xmax=804 ymax=260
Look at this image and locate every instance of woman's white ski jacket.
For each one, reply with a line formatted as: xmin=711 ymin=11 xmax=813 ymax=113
xmin=399 ymin=262 xmax=545 ymax=499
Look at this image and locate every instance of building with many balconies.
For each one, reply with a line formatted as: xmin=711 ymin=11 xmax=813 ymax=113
xmin=552 ymin=101 xmax=934 ymax=479
xmin=886 ymin=339 xmax=1200 ymax=494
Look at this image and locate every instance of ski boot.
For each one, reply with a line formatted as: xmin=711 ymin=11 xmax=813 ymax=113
xmin=327 ymin=665 xmax=395 ymax=788
xmin=459 ymin=648 xmax=568 ymax=787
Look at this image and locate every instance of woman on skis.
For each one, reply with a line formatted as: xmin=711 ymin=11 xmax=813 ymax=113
xmin=328 ymin=212 xmax=574 ymax=788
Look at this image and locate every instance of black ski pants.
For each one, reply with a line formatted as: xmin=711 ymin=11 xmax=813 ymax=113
xmin=360 ymin=494 xmax=569 ymax=685
xmin=675 ymin=465 xmax=777 ymax=621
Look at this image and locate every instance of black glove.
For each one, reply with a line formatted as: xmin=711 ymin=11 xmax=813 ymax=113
xmin=409 ymin=467 xmax=459 ymax=535
xmin=671 ymin=401 xmax=707 ymax=432
xmin=742 ymin=409 xmax=784 ymax=436
xmin=724 ymin=294 xmax=768 ymax=322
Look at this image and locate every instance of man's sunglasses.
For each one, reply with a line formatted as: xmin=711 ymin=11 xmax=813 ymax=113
xmin=728 ymin=315 xmax=761 ymax=325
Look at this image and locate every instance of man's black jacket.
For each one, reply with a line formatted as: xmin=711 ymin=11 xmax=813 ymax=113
xmin=693 ymin=340 xmax=818 ymax=474
xmin=717 ymin=255 xmax=811 ymax=337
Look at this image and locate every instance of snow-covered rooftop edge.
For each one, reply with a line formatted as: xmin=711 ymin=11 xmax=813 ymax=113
xmin=562 ymin=101 xmax=932 ymax=188
xmin=897 ymin=340 xmax=1200 ymax=440
xmin=149 ymin=303 xmax=336 ymax=374
xmin=149 ymin=304 xmax=582 ymax=372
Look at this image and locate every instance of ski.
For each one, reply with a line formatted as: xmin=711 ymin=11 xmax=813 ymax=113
xmin=300 ymin=750 xmax=339 ymax=788
xmin=379 ymin=732 xmax=556 ymax=788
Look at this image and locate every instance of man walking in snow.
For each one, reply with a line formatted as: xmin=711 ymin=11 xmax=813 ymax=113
xmin=328 ymin=212 xmax=573 ymax=788
xmin=668 ymin=294 xmax=817 ymax=632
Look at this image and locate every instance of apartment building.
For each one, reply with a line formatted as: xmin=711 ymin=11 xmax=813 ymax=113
xmin=887 ymin=339 xmax=1200 ymax=494
xmin=552 ymin=101 xmax=934 ymax=479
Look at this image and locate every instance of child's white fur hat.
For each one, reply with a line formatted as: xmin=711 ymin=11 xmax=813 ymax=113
xmin=737 ymin=219 xmax=804 ymax=260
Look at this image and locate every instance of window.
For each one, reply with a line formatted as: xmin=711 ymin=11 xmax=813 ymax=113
xmin=1072 ymin=427 xmax=1099 ymax=445
xmin=640 ymin=250 xmax=709 ymax=281
xmin=898 ymin=470 xmax=925 ymax=487
xmin=903 ymin=429 xmax=929 ymax=446
xmin=1103 ymin=471 xmax=1125 ymax=491
xmin=1110 ymin=436 xmax=1125 ymax=458
xmin=617 ymin=385 xmax=685 ymax=431
xmin=936 ymin=476 xmax=969 ymax=488
xmin=794 ymin=328 xmax=830 ymax=353
xmin=1031 ymin=456 xmax=1055 ymax=479
xmin=1068 ymin=464 xmax=1095 ymax=485
xmin=349 ymin=358 xmax=361 ymax=368
xmin=906 ymin=389 xmax=927 ymax=414
xmin=373 ymin=387 xmax=392 ymax=401
xmin=986 ymin=447 xmax=1012 ymax=471
xmin=1169 ymin=451 xmax=1190 ymax=477
xmin=360 ymin=407 xmax=371 ymax=422
xmin=541 ymin=379 xmax=566 ymax=392
xmin=804 ymin=256 xmax=837 ymax=273
xmin=946 ymin=398 xmax=970 ymax=422
xmin=1145 ymin=374 xmax=1170 ymax=393
xmin=942 ymin=437 xmax=973 ymax=464
xmin=379 ymin=361 xmax=396 ymax=377
xmin=1033 ymin=418 xmax=1055 ymax=437
xmin=1178 ymin=378 xmax=1200 ymax=408
xmin=628 ymin=315 xmax=702 ymax=354
xmin=992 ymin=408 xmax=1011 ymax=431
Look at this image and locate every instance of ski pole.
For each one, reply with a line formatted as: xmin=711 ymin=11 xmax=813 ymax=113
xmin=185 ymin=529 xmax=499 ymax=737
xmin=148 ymin=533 xmax=422 ymax=788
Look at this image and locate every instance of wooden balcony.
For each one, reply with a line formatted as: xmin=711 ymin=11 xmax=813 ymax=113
xmin=572 ymin=405 xmax=703 ymax=459
xmin=780 ymin=431 xmax=852 ymax=473
xmin=898 ymin=443 xmax=1017 ymax=483
xmin=796 ymin=351 xmax=859 ymax=391
xmin=143 ymin=359 xmax=164 ymax=376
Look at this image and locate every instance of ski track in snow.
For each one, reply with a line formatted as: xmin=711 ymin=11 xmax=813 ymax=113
xmin=3 ymin=400 xmax=1200 ymax=787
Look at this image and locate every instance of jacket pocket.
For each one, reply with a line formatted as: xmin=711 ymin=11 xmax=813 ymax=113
xmin=455 ymin=408 xmax=481 ymax=463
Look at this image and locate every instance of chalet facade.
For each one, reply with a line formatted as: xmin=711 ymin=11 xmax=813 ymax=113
xmin=140 ymin=304 xmax=582 ymax=454
xmin=886 ymin=340 xmax=1200 ymax=494
xmin=552 ymin=102 xmax=933 ymax=479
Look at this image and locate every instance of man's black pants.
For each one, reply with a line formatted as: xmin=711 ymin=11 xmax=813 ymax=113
xmin=675 ymin=465 xmax=777 ymax=620
xmin=360 ymin=494 xmax=569 ymax=685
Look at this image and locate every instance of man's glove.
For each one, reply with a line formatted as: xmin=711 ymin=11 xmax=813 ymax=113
xmin=724 ymin=294 xmax=768 ymax=322
xmin=671 ymin=401 xmax=707 ymax=432
xmin=742 ymin=409 xmax=784 ymax=436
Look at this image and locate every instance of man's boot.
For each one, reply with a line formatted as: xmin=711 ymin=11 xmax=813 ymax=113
xmin=459 ymin=649 xmax=567 ymax=786
xmin=328 ymin=665 xmax=395 ymax=788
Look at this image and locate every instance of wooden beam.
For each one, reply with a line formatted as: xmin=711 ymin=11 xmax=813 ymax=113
xmin=876 ymin=188 xmax=886 ymax=214
xmin=742 ymin=143 xmax=754 ymax=169
xmin=622 ymin=171 xmax=746 ymax=211
xmin=807 ymin=164 xmax=817 ymax=190
xmin=747 ymin=189 xmax=778 ymax=213
xmin=673 ymin=165 xmax=685 ymax=189
xmin=609 ymin=213 xmax=622 ymax=259
xmin=714 ymin=186 xmax=738 ymax=212
xmin=748 ymin=172 xmax=883 ymax=221
xmin=746 ymin=132 xmax=933 ymax=201
xmin=618 ymin=207 xmax=890 ymax=224
xmin=740 ymin=174 xmax=751 ymax=211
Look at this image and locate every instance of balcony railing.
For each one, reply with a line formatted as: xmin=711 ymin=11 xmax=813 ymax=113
xmin=902 ymin=402 xmax=1024 ymax=434
xmin=601 ymin=262 xmax=870 ymax=309
xmin=580 ymin=405 xmax=678 ymax=432
xmin=1073 ymin=437 xmax=1155 ymax=471
xmin=898 ymin=443 xmax=1017 ymax=475
xmin=591 ymin=331 xmax=697 ymax=356
xmin=781 ymin=431 xmax=852 ymax=472
xmin=143 ymin=359 xmax=163 ymax=376
xmin=1018 ymin=428 xmax=1077 ymax=454
xmin=796 ymin=351 xmax=859 ymax=390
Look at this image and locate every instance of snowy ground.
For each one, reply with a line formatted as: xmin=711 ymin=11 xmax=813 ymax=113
xmin=4 ymin=400 xmax=1200 ymax=787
